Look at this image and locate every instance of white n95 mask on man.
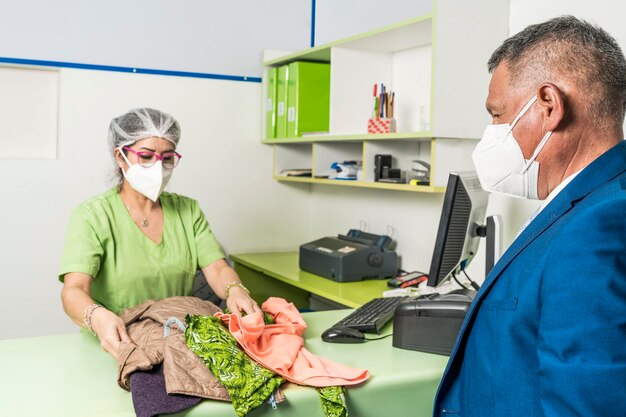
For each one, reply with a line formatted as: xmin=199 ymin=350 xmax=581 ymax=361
xmin=472 ymin=95 xmax=553 ymax=200
xmin=119 ymin=150 xmax=172 ymax=202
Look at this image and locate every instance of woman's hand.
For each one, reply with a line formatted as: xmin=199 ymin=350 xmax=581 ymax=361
xmin=226 ymin=286 xmax=261 ymax=316
xmin=90 ymin=307 xmax=133 ymax=359
xmin=61 ymin=272 xmax=133 ymax=358
xmin=202 ymin=259 xmax=262 ymax=317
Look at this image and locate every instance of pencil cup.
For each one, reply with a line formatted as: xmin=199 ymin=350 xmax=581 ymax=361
xmin=368 ymin=118 xmax=396 ymax=134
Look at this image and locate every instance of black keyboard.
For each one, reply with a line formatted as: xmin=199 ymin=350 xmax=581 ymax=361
xmin=331 ymin=296 xmax=413 ymax=334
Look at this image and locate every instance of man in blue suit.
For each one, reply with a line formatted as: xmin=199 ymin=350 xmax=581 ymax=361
xmin=434 ymin=16 xmax=626 ymax=417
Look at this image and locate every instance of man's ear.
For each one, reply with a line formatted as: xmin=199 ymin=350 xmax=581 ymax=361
xmin=536 ymin=82 xmax=565 ymax=132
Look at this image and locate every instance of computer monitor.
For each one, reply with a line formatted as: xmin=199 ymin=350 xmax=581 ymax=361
xmin=427 ymin=171 xmax=489 ymax=288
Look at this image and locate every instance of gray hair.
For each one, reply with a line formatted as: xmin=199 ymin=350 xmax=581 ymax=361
xmin=107 ymin=108 xmax=181 ymax=184
xmin=488 ymin=15 xmax=626 ymax=130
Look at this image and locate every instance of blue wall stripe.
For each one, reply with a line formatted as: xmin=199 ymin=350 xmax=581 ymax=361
xmin=310 ymin=0 xmax=316 ymax=47
xmin=0 ymin=56 xmax=262 ymax=83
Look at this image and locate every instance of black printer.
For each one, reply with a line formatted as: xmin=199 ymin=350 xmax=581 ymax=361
xmin=392 ymin=289 xmax=476 ymax=355
xmin=299 ymin=229 xmax=398 ymax=282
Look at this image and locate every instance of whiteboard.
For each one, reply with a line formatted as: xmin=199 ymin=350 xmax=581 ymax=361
xmin=0 ymin=66 xmax=58 ymax=159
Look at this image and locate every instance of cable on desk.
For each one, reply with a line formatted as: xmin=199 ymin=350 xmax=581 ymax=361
xmin=364 ymin=334 xmax=393 ymax=342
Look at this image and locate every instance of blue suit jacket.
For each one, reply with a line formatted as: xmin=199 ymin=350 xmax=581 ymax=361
xmin=433 ymin=140 xmax=626 ymax=417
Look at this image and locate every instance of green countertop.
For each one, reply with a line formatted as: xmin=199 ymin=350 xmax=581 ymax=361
xmin=230 ymin=252 xmax=391 ymax=308
xmin=0 ymin=310 xmax=448 ymax=417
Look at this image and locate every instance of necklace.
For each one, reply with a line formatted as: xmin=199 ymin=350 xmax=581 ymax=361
xmin=126 ymin=202 xmax=159 ymax=228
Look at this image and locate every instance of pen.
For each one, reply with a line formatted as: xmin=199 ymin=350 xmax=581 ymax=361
xmin=385 ymin=93 xmax=391 ymax=117
xmin=380 ymin=84 xmax=385 ymax=118
xmin=373 ymin=84 xmax=378 ymax=118
xmin=374 ymin=97 xmax=379 ymax=119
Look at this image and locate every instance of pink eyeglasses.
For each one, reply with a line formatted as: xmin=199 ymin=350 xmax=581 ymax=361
xmin=122 ymin=146 xmax=182 ymax=169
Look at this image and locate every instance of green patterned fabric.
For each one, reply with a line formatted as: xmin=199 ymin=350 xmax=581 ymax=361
xmin=185 ymin=315 xmax=284 ymax=417
xmin=316 ymin=386 xmax=348 ymax=417
xmin=186 ymin=314 xmax=349 ymax=417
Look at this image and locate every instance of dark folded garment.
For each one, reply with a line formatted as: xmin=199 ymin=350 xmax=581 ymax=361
xmin=130 ymin=363 xmax=202 ymax=417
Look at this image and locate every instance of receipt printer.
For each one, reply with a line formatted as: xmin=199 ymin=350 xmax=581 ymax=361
xmin=392 ymin=290 xmax=475 ymax=355
xmin=299 ymin=229 xmax=398 ymax=282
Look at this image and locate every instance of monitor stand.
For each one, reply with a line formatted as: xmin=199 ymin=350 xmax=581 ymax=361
xmin=477 ymin=215 xmax=503 ymax=277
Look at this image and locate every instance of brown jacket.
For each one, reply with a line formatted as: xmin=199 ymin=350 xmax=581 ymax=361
xmin=116 ymin=296 xmax=231 ymax=401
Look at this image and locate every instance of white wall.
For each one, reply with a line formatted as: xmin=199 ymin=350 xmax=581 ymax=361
xmin=315 ymin=0 xmax=433 ymax=46
xmin=0 ymin=69 xmax=311 ymax=339
xmin=0 ymin=0 xmax=311 ymax=77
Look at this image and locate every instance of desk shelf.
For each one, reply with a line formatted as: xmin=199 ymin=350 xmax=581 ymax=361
xmin=230 ymin=251 xmax=391 ymax=309
xmin=272 ymin=136 xmax=474 ymax=192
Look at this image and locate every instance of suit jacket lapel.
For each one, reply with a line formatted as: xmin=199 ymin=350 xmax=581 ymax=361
xmin=477 ymin=140 xmax=626 ymax=304
xmin=479 ymin=197 xmax=570 ymax=292
xmin=441 ymin=141 xmax=626 ymax=381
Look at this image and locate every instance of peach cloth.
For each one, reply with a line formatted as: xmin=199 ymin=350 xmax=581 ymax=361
xmin=216 ymin=297 xmax=369 ymax=387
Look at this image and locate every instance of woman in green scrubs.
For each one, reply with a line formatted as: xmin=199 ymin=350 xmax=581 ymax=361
xmin=59 ymin=108 xmax=259 ymax=358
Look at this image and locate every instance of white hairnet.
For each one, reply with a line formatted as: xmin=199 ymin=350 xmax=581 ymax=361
xmin=108 ymin=108 xmax=181 ymax=150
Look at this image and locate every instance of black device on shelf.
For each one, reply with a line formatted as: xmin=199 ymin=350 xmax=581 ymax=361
xmin=375 ymin=154 xmax=407 ymax=183
xmin=374 ymin=154 xmax=392 ymax=181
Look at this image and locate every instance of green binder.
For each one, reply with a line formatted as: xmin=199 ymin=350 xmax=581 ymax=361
xmin=286 ymin=62 xmax=330 ymax=138
xmin=276 ymin=65 xmax=289 ymax=138
xmin=264 ymin=67 xmax=277 ymax=139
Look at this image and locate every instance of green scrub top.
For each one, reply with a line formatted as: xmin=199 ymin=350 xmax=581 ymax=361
xmin=58 ymin=187 xmax=225 ymax=314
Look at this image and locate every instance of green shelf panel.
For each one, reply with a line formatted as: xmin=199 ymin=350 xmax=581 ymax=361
xmin=263 ymin=131 xmax=433 ymax=144
xmin=273 ymin=175 xmax=445 ymax=193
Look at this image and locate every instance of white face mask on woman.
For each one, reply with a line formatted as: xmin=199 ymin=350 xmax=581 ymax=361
xmin=471 ymin=95 xmax=553 ymax=200
xmin=118 ymin=149 xmax=172 ymax=202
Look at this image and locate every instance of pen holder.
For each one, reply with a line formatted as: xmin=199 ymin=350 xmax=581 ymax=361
xmin=368 ymin=118 xmax=397 ymax=134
